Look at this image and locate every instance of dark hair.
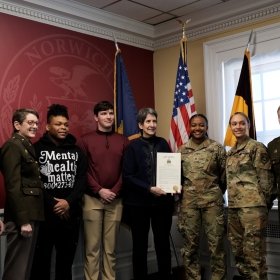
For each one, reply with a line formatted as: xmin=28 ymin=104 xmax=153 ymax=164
xmin=229 ymin=112 xmax=250 ymax=125
xmin=12 ymin=108 xmax=39 ymax=132
xmin=277 ymin=106 xmax=280 ymax=114
xmin=190 ymin=113 xmax=208 ymax=126
xmin=93 ymin=101 xmax=114 ymax=116
xmin=47 ymin=104 xmax=69 ymax=123
xmin=137 ymin=108 xmax=157 ymax=124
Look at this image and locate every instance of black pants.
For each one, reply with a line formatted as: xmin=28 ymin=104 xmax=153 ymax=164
xmin=30 ymin=214 xmax=80 ymax=280
xmin=2 ymin=221 xmax=39 ymax=280
xmin=127 ymin=204 xmax=173 ymax=280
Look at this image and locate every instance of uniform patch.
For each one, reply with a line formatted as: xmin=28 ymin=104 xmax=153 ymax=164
xmin=261 ymin=153 xmax=269 ymax=164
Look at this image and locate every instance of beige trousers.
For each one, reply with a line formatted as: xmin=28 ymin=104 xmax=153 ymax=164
xmin=83 ymin=194 xmax=123 ymax=280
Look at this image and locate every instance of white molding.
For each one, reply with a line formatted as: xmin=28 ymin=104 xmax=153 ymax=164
xmin=0 ymin=0 xmax=280 ymax=50
xmin=0 ymin=0 xmax=155 ymax=50
xmin=155 ymin=3 xmax=280 ymax=49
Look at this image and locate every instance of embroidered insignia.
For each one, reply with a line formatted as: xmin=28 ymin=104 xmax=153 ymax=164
xmin=261 ymin=153 xmax=269 ymax=164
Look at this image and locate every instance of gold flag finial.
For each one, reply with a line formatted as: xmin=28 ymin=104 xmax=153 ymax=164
xmin=177 ymin=19 xmax=191 ymax=40
xmin=176 ymin=19 xmax=191 ymax=63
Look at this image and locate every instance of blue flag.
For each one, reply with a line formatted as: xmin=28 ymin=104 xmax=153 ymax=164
xmin=114 ymin=50 xmax=139 ymax=139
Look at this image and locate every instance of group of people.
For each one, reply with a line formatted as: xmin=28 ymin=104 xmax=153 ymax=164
xmin=178 ymin=111 xmax=276 ymax=280
xmin=0 ymin=101 xmax=173 ymax=280
xmin=0 ymin=100 xmax=278 ymax=280
xmin=0 ymin=105 xmax=87 ymax=280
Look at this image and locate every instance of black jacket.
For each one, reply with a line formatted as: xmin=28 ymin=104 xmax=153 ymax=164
xmin=34 ymin=133 xmax=87 ymax=216
xmin=122 ymin=136 xmax=174 ymax=207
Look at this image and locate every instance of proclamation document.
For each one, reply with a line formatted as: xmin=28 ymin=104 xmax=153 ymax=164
xmin=156 ymin=152 xmax=181 ymax=193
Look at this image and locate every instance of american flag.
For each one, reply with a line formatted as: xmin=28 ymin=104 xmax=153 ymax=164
xmin=169 ymin=44 xmax=196 ymax=152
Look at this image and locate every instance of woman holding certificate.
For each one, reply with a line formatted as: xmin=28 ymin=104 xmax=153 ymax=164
xmin=177 ymin=113 xmax=226 ymax=280
xmin=122 ymin=108 xmax=174 ymax=280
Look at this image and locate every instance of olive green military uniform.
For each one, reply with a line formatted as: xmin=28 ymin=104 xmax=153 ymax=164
xmin=0 ymin=133 xmax=44 ymax=280
xmin=226 ymin=136 xmax=274 ymax=280
xmin=267 ymin=136 xmax=280 ymax=220
xmin=178 ymin=138 xmax=226 ymax=280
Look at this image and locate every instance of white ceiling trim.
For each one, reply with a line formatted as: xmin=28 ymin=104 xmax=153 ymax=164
xmin=155 ymin=3 xmax=280 ymax=49
xmin=0 ymin=0 xmax=280 ymax=50
xmin=0 ymin=0 xmax=155 ymax=50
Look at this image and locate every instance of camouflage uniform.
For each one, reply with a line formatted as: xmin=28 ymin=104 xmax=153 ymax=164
xmin=226 ymin=136 xmax=274 ymax=280
xmin=267 ymin=136 xmax=280 ymax=221
xmin=177 ymin=138 xmax=226 ymax=280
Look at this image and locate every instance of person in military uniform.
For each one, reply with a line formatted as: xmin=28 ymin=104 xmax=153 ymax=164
xmin=226 ymin=112 xmax=274 ymax=280
xmin=0 ymin=108 xmax=44 ymax=280
xmin=267 ymin=106 xmax=280 ymax=221
xmin=177 ymin=114 xmax=226 ymax=280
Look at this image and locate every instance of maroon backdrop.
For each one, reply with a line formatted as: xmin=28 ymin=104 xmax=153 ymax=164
xmin=0 ymin=13 xmax=155 ymax=208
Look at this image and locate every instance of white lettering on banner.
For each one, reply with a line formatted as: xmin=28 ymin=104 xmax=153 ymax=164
xmin=39 ymin=151 xmax=78 ymax=164
xmin=39 ymin=150 xmax=78 ymax=189
xmin=40 ymin=161 xmax=77 ymax=174
xmin=43 ymin=179 xmax=75 ymax=189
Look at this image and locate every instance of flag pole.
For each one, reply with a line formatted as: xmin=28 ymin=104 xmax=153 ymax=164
xmin=180 ymin=19 xmax=191 ymax=40
xmin=112 ymin=33 xmax=120 ymax=53
xmin=246 ymin=30 xmax=253 ymax=52
xmin=177 ymin=19 xmax=191 ymax=63
xmin=113 ymin=33 xmax=119 ymax=129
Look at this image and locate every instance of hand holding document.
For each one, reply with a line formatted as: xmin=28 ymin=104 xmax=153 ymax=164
xmin=156 ymin=153 xmax=181 ymax=194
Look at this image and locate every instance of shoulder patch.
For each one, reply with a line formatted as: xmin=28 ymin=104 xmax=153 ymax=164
xmin=261 ymin=153 xmax=269 ymax=164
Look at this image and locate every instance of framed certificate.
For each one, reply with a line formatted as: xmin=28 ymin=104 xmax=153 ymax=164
xmin=156 ymin=152 xmax=181 ymax=193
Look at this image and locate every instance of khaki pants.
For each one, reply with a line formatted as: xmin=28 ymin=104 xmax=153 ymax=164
xmin=83 ymin=195 xmax=123 ymax=280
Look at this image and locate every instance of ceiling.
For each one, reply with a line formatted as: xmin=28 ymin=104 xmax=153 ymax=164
xmin=70 ymin=0 xmax=276 ymax=26
xmin=66 ymin=0 xmax=280 ymax=35
xmin=1 ymin=0 xmax=280 ymax=49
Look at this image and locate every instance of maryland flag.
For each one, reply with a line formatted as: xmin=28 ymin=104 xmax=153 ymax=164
xmin=114 ymin=49 xmax=139 ymax=140
xmin=224 ymin=49 xmax=256 ymax=147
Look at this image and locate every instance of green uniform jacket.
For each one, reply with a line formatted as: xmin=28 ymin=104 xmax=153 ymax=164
xmin=0 ymin=133 xmax=44 ymax=226
xmin=226 ymin=136 xmax=274 ymax=208
xmin=179 ymin=138 xmax=226 ymax=209
xmin=267 ymin=136 xmax=280 ymax=205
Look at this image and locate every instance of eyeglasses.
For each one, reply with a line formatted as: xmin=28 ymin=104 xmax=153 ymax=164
xmin=24 ymin=120 xmax=39 ymax=126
